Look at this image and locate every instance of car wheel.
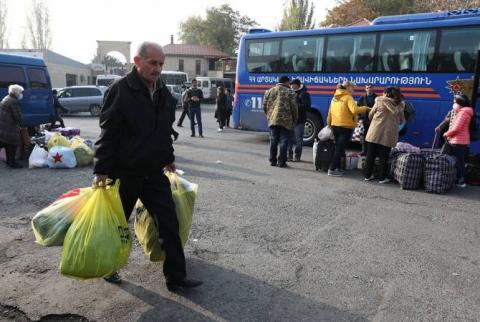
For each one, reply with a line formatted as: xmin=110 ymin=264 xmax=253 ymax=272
xmin=89 ymin=104 xmax=102 ymax=116
xmin=303 ymin=111 xmax=322 ymax=146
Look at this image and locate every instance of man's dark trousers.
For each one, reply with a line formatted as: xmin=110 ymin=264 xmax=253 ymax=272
xmin=190 ymin=107 xmax=203 ymax=136
xmin=269 ymin=125 xmax=290 ymax=165
xmin=118 ymin=171 xmax=186 ymax=282
xmin=177 ymin=106 xmax=190 ymax=126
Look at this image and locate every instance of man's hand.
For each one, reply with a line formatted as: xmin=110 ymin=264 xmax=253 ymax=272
xmin=93 ymin=174 xmax=108 ymax=188
xmin=164 ymin=162 xmax=176 ymax=173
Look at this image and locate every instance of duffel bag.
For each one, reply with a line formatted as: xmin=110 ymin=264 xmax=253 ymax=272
xmin=422 ymin=149 xmax=456 ymax=193
xmin=393 ymin=153 xmax=425 ymax=190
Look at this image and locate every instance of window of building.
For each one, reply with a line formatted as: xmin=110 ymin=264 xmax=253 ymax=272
xmin=0 ymin=65 xmax=26 ymax=88
xmin=376 ymin=30 xmax=436 ymax=72
xmin=179 ymin=59 xmax=184 ymax=72
xmin=281 ymin=37 xmax=324 ymax=72
xmin=66 ymin=74 xmax=77 ymax=86
xmin=209 ymin=59 xmax=216 ymax=71
xmin=195 ymin=60 xmax=201 ymax=75
xmin=246 ymin=40 xmax=281 ymax=73
xmin=437 ymin=27 xmax=480 ymax=72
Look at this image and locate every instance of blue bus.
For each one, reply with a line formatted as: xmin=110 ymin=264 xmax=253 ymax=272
xmin=0 ymin=53 xmax=54 ymax=128
xmin=232 ymin=9 xmax=480 ymax=154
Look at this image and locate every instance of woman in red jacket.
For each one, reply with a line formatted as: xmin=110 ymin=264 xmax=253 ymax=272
xmin=443 ymin=94 xmax=474 ymax=188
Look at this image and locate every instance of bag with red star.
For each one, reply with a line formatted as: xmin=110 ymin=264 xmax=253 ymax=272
xmin=47 ymin=146 xmax=77 ymax=169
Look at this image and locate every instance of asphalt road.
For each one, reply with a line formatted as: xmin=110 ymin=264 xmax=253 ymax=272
xmin=0 ymin=104 xmax=479 ymax=322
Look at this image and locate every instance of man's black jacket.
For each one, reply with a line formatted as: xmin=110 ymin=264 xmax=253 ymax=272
xmin=94 ymin=67 xmax=176 ymax=176
xmin=295 ymin=85 xmax=311 ymax=124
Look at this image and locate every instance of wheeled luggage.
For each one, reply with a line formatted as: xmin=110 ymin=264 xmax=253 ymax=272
xmin=313 ymin=139 xmax=334 ymax=171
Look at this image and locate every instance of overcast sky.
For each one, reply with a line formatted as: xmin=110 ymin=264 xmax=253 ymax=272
xmin=4 ymin=0 xmax=337 ymax=64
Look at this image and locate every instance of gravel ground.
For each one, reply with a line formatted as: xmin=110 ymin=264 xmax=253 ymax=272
xmin=0 ymin=104 xmax=479 ymax=322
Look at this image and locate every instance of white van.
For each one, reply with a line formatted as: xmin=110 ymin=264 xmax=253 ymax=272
xmin=161 ymin=71 xmax=188 ymax=86
xmin=95 ymin=74 xmax=121 ymax=87
xmin=196 ymin=77 xmax=234 ymax=101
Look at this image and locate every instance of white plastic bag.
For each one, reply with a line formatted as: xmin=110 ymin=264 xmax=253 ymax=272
xmin=47 ymin=146 xmax=77 ymax=169
xmin=29 ymin=145 xmax=49 ymax=168
xmin=318 ymin=126 xmax=334 ymax=141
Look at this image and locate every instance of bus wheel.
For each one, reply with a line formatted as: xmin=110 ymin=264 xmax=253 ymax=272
xmin=304 ymin=111 xmax=321 ymax=146
xmin=89 ymin=104 xmax=102 ymax=116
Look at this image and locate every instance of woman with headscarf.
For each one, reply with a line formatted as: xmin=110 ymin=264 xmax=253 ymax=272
xmin=0 ymin=84 xmax=25 ymax=168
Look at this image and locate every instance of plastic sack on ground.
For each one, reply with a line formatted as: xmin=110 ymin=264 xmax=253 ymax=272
xmin=134 ymin=172 xmax=198 ymax=262
xmin=60 ymin=180 xmax=131 ymax=279
xmin=29 ymin=145 xmax=49 ymax=168
xmin=70 ymin=139 xmax=93 ymax=167
xmin=47 ymin=146 xmax=77 ymax=168
xmin=318 ymin=126 xmax=334 ymax=141
xmin=31 ymin=187 xmax=94 ymax=246
xmin=47 ymin=132 xmax=69 ymax=150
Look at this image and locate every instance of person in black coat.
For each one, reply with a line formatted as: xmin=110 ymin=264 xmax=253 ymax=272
xmin=0 ymin=84 xmax=24 ymax=168
xmin=215 ymin=86 xmax=227 ymax=131
xmin=93 ymin=42 xmax=202 ymax=291
xmin=288 ymin=79 xmax=310 ymax=162
xmin=51 ymin=89 xmax=68 ymax=128
xmin=357 ymin=83 xmax=377 ymax=155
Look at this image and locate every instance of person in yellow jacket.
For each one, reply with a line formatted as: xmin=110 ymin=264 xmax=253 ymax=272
xmin=326 ymin=81 xmax=369 ymax=177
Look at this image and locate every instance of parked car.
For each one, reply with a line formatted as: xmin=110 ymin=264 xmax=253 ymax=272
xmin=166 ymin=84 xmax=183 ymax=108
xmin=0 ymin=53 xmax=54 ymax=128
xmin=57 ymin=86 xmax=106 ymax=116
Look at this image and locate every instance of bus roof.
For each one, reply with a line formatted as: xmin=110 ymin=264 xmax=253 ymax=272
xmin=0 ymin=52 xmax=46 ymax=67
xmin=244 ymin=9 xmax=480 ymax=40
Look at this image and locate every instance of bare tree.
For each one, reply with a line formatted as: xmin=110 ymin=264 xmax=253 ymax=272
xmin=0 ymin=0 xmax=8 ymax=49
xmin=24 ymin=0 xmax=51 ymax=49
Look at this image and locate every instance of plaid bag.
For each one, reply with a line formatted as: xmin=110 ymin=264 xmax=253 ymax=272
xmin=393 ymin=153 xmax=425 ymax=190
xmin=388 ymin=148 xmax=405 ymax=178
xmin=351 ymin=120 xmax=364 ymax=142
xmin=422 ymin=149 xmax=456 ymax=194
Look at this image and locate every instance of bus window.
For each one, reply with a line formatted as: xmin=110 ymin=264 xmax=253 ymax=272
xmin=437 ymin=27 xmax=480 ymax=72
xmin=326 ymin=34 xmax=375 ymax=73
xmin=0 ymin=65 xmax=27 ymax=88
xmin=27 ymin=68 xmax=49 ymax=89
xmin=247 ymin=40 xmax=280 ymax=73
xmin=377 ymin=30 xmax=436 ymax=72
xmin=281 ymin=37 xmax=324 ymax=72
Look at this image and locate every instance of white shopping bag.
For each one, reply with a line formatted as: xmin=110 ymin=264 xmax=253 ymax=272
xmin=47 ymin=146 xmax=77 ymax=169
xmin=29 ymin=145 xmax=49 ymax=168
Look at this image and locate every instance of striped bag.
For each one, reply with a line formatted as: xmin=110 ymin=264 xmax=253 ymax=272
xmin=393 ymin=153 xmax=425 ymax=190
xmin=422 ymin=149 xmax=456 ymax=194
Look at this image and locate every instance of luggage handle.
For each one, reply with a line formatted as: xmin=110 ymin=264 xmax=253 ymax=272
xmin=431 ymin=133 xmax=438 ymax=151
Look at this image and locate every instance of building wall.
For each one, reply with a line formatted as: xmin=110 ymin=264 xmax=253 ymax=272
xmin=164 ymin=55 xmax=210 ymax=79
xmin=46 ymin=62 xmax=91 ymax=88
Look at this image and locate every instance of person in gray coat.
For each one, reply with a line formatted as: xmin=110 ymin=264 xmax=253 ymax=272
xmin=0 ymin=84 xmax=24 ymax=168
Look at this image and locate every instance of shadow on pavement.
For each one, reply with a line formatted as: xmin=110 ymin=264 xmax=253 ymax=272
xmin=118 ymin=259 xmax=368 ymax=322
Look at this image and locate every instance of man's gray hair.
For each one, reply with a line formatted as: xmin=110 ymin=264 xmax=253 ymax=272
xmin=136 ymin=41 xmax=163 ymax=59
xmin=8 ymin=84 xmax=24 ymax=98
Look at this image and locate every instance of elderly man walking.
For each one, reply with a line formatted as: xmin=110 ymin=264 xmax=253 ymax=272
xmin=93 ymin=41 xmax=202 ymax=292
xmin=263 ymin=75 xmax=298 ymax=168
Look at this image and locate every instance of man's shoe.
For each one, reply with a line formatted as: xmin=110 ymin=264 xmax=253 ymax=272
xmin=328 ymin=169 xmax=344 ymax=177
xmin=456 ymin=182 xmax=467 ymax=188
xmin=278 ymin=163 xmax=288 ymax=168
xmin=199 ymin=135 xmax=204 ymax=138
xmin=217 ymin=128 xmax=223 ymax=132
xmin=295 ymin=156 xmax=301 ymax=162
xmin=379 ymin=178 xmax=391 ymax=184
xmin=7 ymin=163 xmax=23 ymax=169
xmin=190 ymin=134 xmax=195 ymax=137
xmin=287 ymin=156 xmax=293 ymax=162
xmin=104 ymin=272 xmax=122 ymax=284
xmin=166 ymin=278 xmax=203 ymax=292
xmin=270 ymin=161 xmax=277 ymax=167
xmin=364 ymin=175 xmax=375 ymax=181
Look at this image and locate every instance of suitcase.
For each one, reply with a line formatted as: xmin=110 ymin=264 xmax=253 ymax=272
xmin=422 ymin=149 xmax=456 ymax=193
xmin=313 ymin=139 xmax=334 ymax=172
xmin=393 ymin=153 xmax=425 ymax=190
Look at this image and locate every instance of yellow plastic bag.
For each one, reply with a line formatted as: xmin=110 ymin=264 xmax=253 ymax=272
xmin=60 ymin=181 xmax=131 ymax=279
xmin=32 ymin=187 xmax=94 ymax=246
xmin=134 ymin=173 xmax=198 ymax=262
xmin=72 ymin=142 xmax=93 ymax=166
xmin=47 ymin=132 xmax=69 ymax=150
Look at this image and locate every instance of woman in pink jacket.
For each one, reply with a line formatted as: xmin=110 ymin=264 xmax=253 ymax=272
xmin=443 ymin=94 xmax=474 ymax=188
